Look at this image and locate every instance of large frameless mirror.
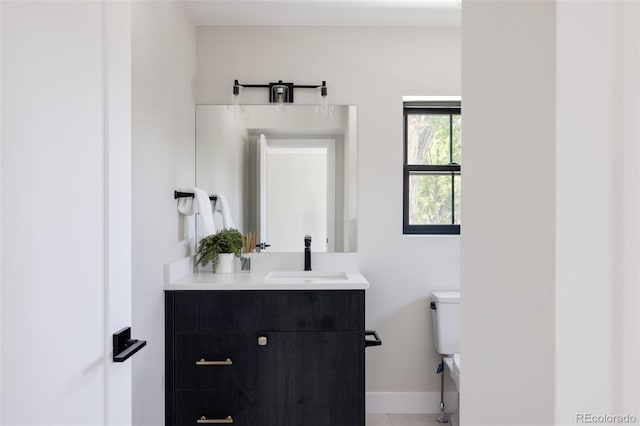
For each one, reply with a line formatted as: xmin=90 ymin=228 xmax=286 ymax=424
xmin=196 ymin=105 xmax=357 ymax=253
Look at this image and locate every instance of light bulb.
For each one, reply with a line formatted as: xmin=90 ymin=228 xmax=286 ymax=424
xmin=230 ymin=84 xmax=247 ymax=119
xmin=316 ymin=87 xmax=332 ymax=120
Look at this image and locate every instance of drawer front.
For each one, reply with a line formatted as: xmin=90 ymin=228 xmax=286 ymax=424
xmin=176 ymin=333 xmax=256 ymax=390
xmin=175 ymin=391 xmax=255 ymax=426
xmin=173 ymin=290 xmax=364 ymax=332
xmin=174 ymin=292 xmax=259 ymax=333
xmin=263 ymin=291 xmax=364 ymax=332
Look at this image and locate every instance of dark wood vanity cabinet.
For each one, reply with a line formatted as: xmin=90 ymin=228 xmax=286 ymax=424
xmin=165 ymin=290 xmax=366 ymax=426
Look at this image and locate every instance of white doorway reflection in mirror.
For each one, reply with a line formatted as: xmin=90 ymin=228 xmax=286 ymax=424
xmin=258 ymin=136 xmax=335 ymax=252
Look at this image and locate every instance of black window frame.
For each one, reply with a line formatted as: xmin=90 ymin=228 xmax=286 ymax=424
xmin=403 ymin=102 xmax=461 ymax=235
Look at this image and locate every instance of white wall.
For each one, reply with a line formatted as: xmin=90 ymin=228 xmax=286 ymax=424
xmin=0 ymin=3 xmax=4 ymax=418
xmin=461 ymin=2 xmax=556 ymax=424
xmin=555 ymin=2 xmax=615 ymax=422
xmin=0 ymin=0 xmax=3 ymax=416
xmin=555 ymin=1 xmax=640 ymax=423
xmin=617 ymin=2 xmax=640 ymax=414
xmin=195 ymin=106 xmax=249 ymax=232
xmin=196 ymin=26 xmax=461 ymax=408
xmin=131 ymin=1 xmax=196 ymax=425
xmin=462 ymin=1 xmax=640 ymax=425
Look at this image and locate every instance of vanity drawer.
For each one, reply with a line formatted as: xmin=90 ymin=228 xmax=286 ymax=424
xmin=173 ymin=292 xmax=259 ymax=332
xmin=263 ymin=290 xmax=364 ymax=332
xmin=175 ymin=333 xmax=256 ymax=390
xmin=172 ymin=290 xmax=364 ymax=332
xmin=174 ymin=390 xmax=255 ymax=426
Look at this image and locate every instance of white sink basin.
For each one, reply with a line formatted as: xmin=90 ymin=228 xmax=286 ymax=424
xmin=265 ymin=271 xmax=349 ymax=281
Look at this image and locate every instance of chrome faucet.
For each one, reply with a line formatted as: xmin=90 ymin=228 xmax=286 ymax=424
xmin=304 ymin=234 xmax=312 ymax=271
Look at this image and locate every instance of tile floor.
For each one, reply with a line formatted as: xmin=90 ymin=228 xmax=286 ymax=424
xmin=366 ymin=414 xmax=451 ymax=426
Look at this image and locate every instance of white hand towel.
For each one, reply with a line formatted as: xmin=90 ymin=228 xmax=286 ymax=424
xmin=177 ymin=195 xmax=194 ymax=216
xmin=176 ymin=187 xmax=217 ymax=237
xmin=212 ymin=193 xmax=236 ymax=230
xmin=185 ymin=215 xmax=195 ymax=240
xmin=192 ymin=188 xmax=217 ymax=237
xmin=177 ymin=190 xmax=197 ymax=240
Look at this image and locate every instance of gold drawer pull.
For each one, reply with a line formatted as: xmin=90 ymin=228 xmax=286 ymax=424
xmin=197 ymin=415 xmax=233 ymax=424
xmin=196 ymin=358 xmax=232 ymax=366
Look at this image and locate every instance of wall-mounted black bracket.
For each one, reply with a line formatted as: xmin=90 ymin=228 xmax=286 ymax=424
xmin=365 ymin=330 xmax=382 ymax=347
xmin=174 ymin=190 xmax=217 ymax=202
xmin=113 ymin=327 xmax=147 ymax=363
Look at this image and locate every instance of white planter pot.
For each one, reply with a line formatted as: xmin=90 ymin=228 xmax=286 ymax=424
xmin=215 ymin=253 xmax=235 ymax=273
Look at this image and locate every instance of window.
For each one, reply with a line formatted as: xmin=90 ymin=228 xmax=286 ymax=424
xmin=403 ymin=100 xmax=461 ymax=235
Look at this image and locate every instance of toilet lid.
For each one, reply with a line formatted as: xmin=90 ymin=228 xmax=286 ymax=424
xmin=453 ymin=354 xmax=461 ymax=375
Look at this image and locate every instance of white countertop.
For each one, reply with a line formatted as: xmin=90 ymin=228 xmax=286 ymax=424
xmin=165 ymin=270 xmax=370 ymax=290
xmin=163 ymin=254 xmax=370 ymax=290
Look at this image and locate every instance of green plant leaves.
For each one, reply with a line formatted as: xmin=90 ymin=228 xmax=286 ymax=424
xmin=196 ymin=228 xmax=244 ymax=268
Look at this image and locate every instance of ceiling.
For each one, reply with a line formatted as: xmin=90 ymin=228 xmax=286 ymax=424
xmin=181 ymin=0 xmax=461 ymax=27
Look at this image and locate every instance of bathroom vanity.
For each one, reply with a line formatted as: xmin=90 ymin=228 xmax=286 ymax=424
xmin=168 ymin=101 xmax=366 ymax=424
xmin=164 ymin=267 xmax=377 ymax=426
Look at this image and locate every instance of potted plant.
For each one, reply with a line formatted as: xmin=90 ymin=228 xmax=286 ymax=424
xmin=196 ymin=228 xmax=243 ymax=273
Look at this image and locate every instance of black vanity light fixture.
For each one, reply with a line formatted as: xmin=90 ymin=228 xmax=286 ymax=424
xmin=233 ymin=79 xmax=327 ymax=104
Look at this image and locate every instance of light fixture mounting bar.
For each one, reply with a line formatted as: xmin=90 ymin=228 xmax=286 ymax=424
xmin=233 ymin=79 xmax=327 ymax=104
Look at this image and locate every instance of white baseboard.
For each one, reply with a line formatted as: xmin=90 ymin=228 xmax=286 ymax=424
xmin=366 ymin=392 xmax=459 ymax=414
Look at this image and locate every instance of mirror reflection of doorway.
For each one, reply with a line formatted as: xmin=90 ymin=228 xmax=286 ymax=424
xmin=196 ymin=105 xmax=357 ymax=253
xmin=258 ymin=135 xmax=336 ymax=252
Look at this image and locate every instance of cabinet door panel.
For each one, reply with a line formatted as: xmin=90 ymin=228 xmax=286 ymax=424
xmin=175 ymin=390 xmax=256 ymax=426
xmin=175 ymin=333 xmax=256 ymax=390
xmin=256 ymin=332 xmax=364 ymax=426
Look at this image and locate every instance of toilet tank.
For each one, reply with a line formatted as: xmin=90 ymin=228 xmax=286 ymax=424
xmin=430 ymin=291 xmax=460 ymax=355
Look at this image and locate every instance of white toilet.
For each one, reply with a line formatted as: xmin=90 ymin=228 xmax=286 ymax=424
xmin=430 ymin=291 xmax=460 ymax=425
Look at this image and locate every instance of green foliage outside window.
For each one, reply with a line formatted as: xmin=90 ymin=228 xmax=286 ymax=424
xmin=406 ymin=113 xmax=461 ymax=227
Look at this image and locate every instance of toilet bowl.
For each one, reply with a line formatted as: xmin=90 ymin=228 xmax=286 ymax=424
xmin=453 ymin=354 xmax=460 ymax=378
xmin=442 ymin=355 xmax=460 ymax=426
xmin=442 ymin=354 xmax=460 ymax=391
xmin=430 ymin=291 xmax=461 ymax=423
